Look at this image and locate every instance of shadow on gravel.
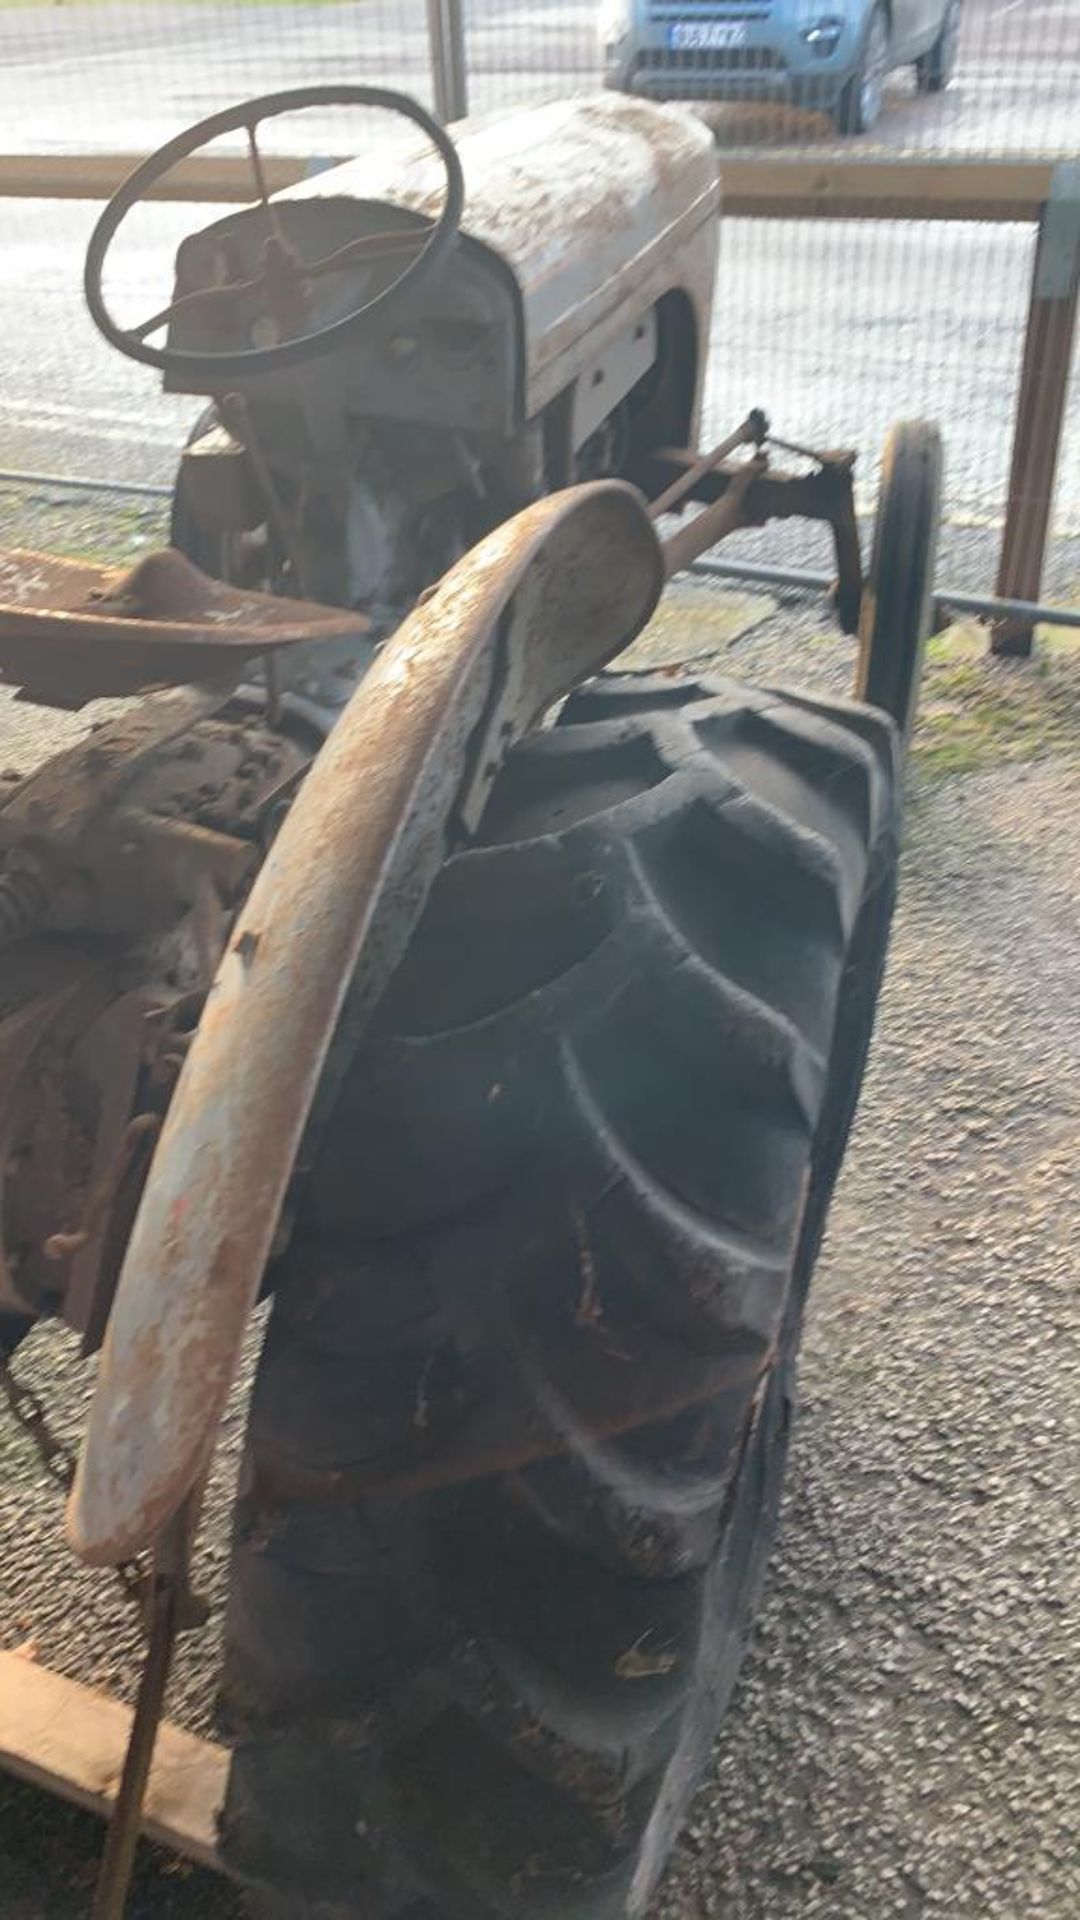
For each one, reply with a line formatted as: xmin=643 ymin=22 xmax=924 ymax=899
xmin=0 ymin=1776 xmax=244 ymax=1920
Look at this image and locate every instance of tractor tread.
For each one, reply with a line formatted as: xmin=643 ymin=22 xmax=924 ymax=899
xmin=222 ymin=672 xmax=898 ymax=1919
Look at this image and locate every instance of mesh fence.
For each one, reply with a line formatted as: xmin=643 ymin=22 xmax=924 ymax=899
xmin=2 ymin=1 xmax=1076 ymax=159
xmin=1 ymin=0 xmax=1078 ymax=595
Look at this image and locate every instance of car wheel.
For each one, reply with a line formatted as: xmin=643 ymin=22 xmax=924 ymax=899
xmin=835 ymin=3 xmax=889 ymax=134
xmin=916 ymin=0 xmax=961 ymax=93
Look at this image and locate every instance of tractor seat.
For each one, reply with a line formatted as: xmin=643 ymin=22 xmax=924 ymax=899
xmin=0 ymin=547 xmax=370 ymax=705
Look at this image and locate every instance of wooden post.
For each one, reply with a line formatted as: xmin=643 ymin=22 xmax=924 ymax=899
xmin=993 ymin=163 xmax=1080 ymax=656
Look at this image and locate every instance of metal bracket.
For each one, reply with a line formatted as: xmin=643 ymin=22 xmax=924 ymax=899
xmin=1035 ymin=162 xmax=1080 ymax=301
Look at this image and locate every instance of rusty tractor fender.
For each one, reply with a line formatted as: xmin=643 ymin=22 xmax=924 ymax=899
xmin=68 ymin=480 xmax=664 ymax=1567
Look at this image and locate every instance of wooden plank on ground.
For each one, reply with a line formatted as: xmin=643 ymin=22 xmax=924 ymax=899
xmin=0 ymin=1649 xmax=227 ymax=1872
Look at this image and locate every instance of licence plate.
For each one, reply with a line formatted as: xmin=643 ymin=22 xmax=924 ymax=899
xmin=668 ymin=21 xmax=748 ymax=50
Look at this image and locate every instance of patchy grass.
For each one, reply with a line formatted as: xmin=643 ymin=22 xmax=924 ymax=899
xmin=0 ymin=1775 xmax=245 ymax=1920
xmin=621 ymin=580 xmax=777 ymax=668
xmin=0 ymin=485 xmax=168 ymax=568
xmin=913 ymin=617 xmax=1080 ymax=779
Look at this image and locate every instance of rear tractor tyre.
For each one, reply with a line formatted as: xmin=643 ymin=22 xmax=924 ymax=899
xmin=220 ymin=670 xmax=900 ymax=1919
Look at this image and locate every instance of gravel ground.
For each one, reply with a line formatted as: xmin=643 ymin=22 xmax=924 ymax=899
xmin=656 ymin=758 xmax=1080 ymax=1920
xmin=1 ymin=523 xmax=1078 ymax=1916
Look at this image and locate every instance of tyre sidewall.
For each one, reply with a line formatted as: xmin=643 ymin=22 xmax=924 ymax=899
xmin=836 ymin=5 xmax=888 ymax=134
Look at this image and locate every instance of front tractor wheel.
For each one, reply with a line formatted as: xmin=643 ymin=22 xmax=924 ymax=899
xmin=857 ymin=420 xmax=943 ymax=740
xmin=220 ymin=671 xmax=900 ymax=1919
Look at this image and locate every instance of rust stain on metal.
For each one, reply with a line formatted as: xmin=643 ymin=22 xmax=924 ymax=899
xmin=288 ymin=93 xmax=719 ymax=403
xmin=291 ymin=93 xmax=716 ymax=259
xmin=642 ymin=445 xmax=863 ymax=633
xmin=42 ymin=1114 xmax=161 ymax=1263
xmin=648 ymin=414 xmax=764 ymax=520
xmin=0 ymin=680 xmax=236 ymax=847
xmin=69 ymin=483 xmax=664 ymax=1567
xmin=0 ymin=546 xmax=370 ymax=702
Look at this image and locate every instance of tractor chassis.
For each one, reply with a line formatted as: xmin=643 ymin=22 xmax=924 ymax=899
xmin=0 ymin=411 xmax=930 ymax=1914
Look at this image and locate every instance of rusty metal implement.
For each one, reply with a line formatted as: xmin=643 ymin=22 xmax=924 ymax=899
xmin=68 ymin=481 xmax=663 ymax=1566
xmin=646 ymin=410 xmax=766 ymax=520
xmin=0 ymin=547 xmax=370 ymax=703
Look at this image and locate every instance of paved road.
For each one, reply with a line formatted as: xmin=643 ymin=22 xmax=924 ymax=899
xmin=0 ymin=0 xmax=1076 ymax=154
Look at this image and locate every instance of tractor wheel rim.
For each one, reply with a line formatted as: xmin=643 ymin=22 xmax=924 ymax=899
xmin=862 ymin=16 xmax=888 ymax=124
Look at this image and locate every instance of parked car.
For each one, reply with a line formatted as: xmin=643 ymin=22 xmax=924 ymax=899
xmin=600 ymin=0 xmax=962 ymax=134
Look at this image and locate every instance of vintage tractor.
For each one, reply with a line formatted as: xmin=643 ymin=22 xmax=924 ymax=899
xmin=0 ymin=86 xmax=940 ymax=1920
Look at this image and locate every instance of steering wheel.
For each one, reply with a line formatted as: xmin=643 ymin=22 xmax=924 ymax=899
xmin=84 ymin=85 xmax=465 ymax=383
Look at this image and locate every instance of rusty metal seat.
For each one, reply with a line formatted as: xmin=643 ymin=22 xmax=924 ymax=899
xmin=0 ymin=548 xmax=370 ymax=705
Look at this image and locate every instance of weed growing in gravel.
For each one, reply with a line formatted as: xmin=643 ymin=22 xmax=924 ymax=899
xmin=915 ymin=622 xmax=1080 ymax=779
